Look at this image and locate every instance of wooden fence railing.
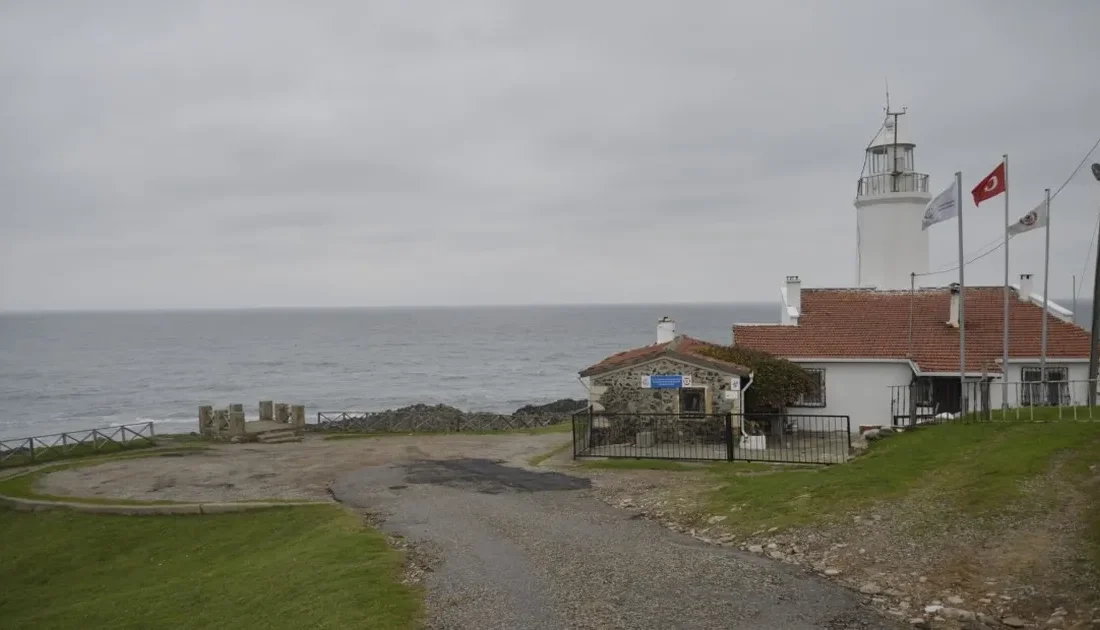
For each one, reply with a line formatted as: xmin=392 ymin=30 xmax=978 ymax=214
xmin=0 ymin=422 xmax=156 ymax=467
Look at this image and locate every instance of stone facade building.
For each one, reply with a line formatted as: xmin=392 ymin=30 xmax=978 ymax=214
xmin=578 ymin=321 xmax=751 ymax=444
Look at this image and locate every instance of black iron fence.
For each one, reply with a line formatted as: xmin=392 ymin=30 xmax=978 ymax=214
xmin=572 ymin=410 xmax=850 ymax=465
xmin=889 ymin=379 xmax=1100 ymax=427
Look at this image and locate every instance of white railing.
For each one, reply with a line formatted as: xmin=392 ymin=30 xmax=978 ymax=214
xmin=889 ymin=380 xmax=1100 ymax=425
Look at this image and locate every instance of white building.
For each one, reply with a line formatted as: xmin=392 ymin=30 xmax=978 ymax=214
xmin=733 ymin=109 xmax=1092 ymax=429
xmin=855 ymin=109 xmax=932 ymax=290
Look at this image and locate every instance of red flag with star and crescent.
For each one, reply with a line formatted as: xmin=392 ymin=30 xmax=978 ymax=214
xmin=972 ymin=161 xmax=1007 ymax=205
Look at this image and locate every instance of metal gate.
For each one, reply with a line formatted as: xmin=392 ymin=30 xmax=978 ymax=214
xmin=572 ymin=409 xmax=850 ymax=465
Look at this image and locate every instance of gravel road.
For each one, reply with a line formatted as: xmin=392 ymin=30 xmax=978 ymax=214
xmin=331 ymin=458 xmax=900 ymax=630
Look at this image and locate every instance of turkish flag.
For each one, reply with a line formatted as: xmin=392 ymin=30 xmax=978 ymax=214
xmin=972 ymin=162 xmax=1007 ymax=205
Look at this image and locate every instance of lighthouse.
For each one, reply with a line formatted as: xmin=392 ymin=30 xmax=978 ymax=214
xmin=855 ymin=108 xmax=933 ymax=290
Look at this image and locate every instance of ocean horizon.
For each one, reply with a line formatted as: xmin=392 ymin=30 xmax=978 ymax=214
xmin=0 ymin=303 xmax=779 ymax=440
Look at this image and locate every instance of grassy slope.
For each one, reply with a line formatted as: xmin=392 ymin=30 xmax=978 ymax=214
xmin=709 ymin=421 xmax=1100 ymax=536
xmin=0 ymin=505 xmax=421 ymax=629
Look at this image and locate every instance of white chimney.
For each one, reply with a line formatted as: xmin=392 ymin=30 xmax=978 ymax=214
xmin=783 ymin=275 xmax=802 ymax=325
xmin=1019 ymin=273 xmax=1033 ymax=302
xmin=947 ymin=283 xmax=961 ymax=328
xmin=657 ymin=317 xmax=676 ymax=344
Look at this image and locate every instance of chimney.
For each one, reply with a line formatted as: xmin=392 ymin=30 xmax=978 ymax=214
xmin=1018 ymin=273 xmax=1033 ymax=302
xmin=657 ymin=317 xmax=676 ymax=344
xmin=947 ymin=283 xmax=961 ymax=328
xmin=784 ymin=275 xmax=802 ymax=325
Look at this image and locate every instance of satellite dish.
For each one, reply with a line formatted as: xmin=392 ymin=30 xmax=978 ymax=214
xmin=1091 ymin=162 xmax=1100 ymax=182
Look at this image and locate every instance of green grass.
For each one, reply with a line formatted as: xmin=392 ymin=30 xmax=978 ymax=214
xmin=964 ymin=405 xmax=1100 ymax=423
xmin=528 ymin=441 xmax=573 ymax=467
xmin=0 ymin=438 xmax=156 ymax=469
xmin=0 ymin=505 xmax=422 ymax=629
xmin=0 ymin=447 xmax=210 ymax=505
xmin=708 ymin=421 xmax=1100 ymax=535
xmin=323 ymin=421 xmax=572 ymax=441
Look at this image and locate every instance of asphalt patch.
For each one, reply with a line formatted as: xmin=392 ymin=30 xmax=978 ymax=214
xmin=402 ymin=458 xmax=590 ymax=494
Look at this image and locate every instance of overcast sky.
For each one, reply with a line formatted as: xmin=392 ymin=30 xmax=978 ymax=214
xmin=1 ymin=1 xmax=1099 ymax=311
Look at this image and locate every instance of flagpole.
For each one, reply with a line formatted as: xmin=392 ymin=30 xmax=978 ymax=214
xmin=957 ymin=171 xmax=967 ymax=414
xmin=1040 ymin=188 xmax=1051 ymax=398
xmin=1002 ymin=155 xmax=1010 ymax=414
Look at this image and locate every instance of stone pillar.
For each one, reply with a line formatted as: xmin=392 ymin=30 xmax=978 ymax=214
xmin=213 ymin=409 xmax=229 ymax=434
xmin=274 ymin=403 xmax=289 ymax=424
xmin=198 ymin=405 xmax=213 ymax=436
xmin=259 ymin=400 xmax=274 ymax=423
xmin=229 ymin=404 xmax=246 ymax=436
xmin=291 ymin=404 xmax=305 ymax=428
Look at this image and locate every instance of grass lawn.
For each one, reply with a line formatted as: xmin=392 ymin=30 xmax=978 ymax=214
xmin=323 ymin=421 xmax=572 ymax=441
xmin=0 ymin=438 xmax=156 ymax=469
xmin=0 ymin=505 xmax=421 ymax=629
xmin=708 ymin=421 xmax=1100 ymax=535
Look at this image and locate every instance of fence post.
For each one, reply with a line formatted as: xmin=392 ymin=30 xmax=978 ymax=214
xmin=723 ymin=413 xmax=735 ymax=462
xmin=28 ymin=438 xmax=34 ymax=463
xmin=908 ymin=382 xmax=917 ymax=428
xmin=571 ymin=412 xmax=577 ymax=459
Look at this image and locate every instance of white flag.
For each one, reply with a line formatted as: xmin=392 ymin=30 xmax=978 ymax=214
xmin=1007 ymin=200 xmax=1048 ymax=236
xmin=921 ymin=179 xmax=959 ymax=231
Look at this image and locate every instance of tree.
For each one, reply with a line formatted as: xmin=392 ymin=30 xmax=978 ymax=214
xmin=696 ymin=345 xmax=814 ymax=412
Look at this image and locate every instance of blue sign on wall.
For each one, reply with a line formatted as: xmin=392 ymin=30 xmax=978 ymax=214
xmin=648 ymin=374 xmax=684 ymax=389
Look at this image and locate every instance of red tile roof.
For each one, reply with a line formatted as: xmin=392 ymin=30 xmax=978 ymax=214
xmin=733 ymin=287 xmax=1090 ymax=374
xmin=579 ymin=335 xmax=751 ymax=378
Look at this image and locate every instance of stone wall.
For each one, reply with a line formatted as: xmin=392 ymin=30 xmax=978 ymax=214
xmin=591 ymin=358 xmax=739 ymax=415
xmin=199 ymin=400 xmax=305 ymax=440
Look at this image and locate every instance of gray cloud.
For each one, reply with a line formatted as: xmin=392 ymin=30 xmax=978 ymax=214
xmin=2 ymin=0 xmax=1099 ymax=310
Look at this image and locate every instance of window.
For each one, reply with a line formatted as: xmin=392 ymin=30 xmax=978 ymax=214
xmin=1021 ymin=367 xmax=1069 ymax=407
xmin=792 ymin=369 xmax=826 ymax=407
xmin=679 ymin=387 xmax=706 ymax=417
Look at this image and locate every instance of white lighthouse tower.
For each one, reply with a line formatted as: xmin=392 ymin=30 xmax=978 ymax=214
xmin=855 ymin=107 xmax=933 ymax=290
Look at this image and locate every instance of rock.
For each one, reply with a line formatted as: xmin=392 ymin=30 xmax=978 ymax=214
xmin=909 ymin=618 xmax=929 ymax=628
xmin=766 ymin=526 xmax=778 ymax=533
xmin=918 ymin=576 xmax=928 ymax=583
xmin=860 ymin=583 xmax=882 ymax=595
xmin=947 ymin=595 xmax=965 ymax=605
xmin=719 ymin=534 xmax=736 ymax=543
xmin=864 ymin=429 xmax=883 ymax=440
xmin=941 ymin=608 xmax=976 ymax=621
xmin=706 ymin=515 xmax=727 ymax=525
xmin=858 ymin=548 xmax=866 ymax=554
xmin=977 ymin=613 xmax=995 ymax=625
xmin=619 ymin=498 xmax=636 ymax=508
xmin=885 ymin=588 xmax=905 ymax=598
xmin=767 ymin=550 xmax=785 ymax=560
xmin=1002 ymin=617 xmax=1027 ymax=628
xmin=824 ymin=568 xmax=841 ymax=576
xmin=925 ymin=605 xmax=944 ymax=614
xmin=767 ymin=543 xmax=778 ymax=550
xmin=748 ymin=545 xmax=764 ymax=554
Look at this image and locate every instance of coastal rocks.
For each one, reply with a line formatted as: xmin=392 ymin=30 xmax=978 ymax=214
xmin=1002 ymin=617 xmax=1027 ymax=628
xmin=860 ymin=583 xmax=883 ymax=595
xmin=308 ymin=398 xmax=586 ymax=434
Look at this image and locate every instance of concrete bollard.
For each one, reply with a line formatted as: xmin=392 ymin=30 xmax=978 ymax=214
xmin=291 ymin=404 xmax=305 ymax=428
xmin=229 ymin=404 xmax=246 ymax=436
xmin=213 ymin=409 xmax=229 ymax=433
xmin=198 ymin=405 xmax=213 ymax=435
xmin=259 ymin=400 xmax=274 ymax=423
xmin=274 ymin=403 xmax=289 ymax=424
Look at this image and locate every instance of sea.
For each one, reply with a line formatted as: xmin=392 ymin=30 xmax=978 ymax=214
xmin=0 ymin=304 xmax=778 ymax=440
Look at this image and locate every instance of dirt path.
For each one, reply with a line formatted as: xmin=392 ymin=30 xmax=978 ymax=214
xmin=36 ymin=433 xmax=571 ymax=502
xmin=331 ymin=458 xmax=898 ymax=630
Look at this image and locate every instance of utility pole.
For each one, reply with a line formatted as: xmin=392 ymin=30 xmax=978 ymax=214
xmin=1088 ymin=163 xmax=1100 ymax=406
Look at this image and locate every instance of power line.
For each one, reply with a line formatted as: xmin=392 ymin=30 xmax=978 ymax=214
xmin=918 ymin=133 xmax=1100 ymax=279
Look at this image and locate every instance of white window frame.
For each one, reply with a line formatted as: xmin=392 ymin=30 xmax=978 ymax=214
xmin=791 ymin=368 xmax=826 ymax=408
xmin=1020 ymin=366 xmax=1069 ymax=407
